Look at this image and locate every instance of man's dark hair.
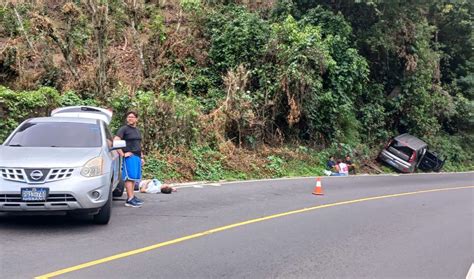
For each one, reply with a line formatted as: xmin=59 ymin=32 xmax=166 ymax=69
xmin=125 ymin=111 xmax=138 ymax=118
xmin=161 ymin=186 xmax=173 ymax=194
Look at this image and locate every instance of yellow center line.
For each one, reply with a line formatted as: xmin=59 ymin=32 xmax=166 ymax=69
xmin=35 ymin=185 xmax=474 ymax=279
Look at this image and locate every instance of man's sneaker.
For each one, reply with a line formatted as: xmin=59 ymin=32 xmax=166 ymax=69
xmin=134 ymin=196 xmax=144 ymax=204
xmin=125 ymin=197 xmax=142 ymax=208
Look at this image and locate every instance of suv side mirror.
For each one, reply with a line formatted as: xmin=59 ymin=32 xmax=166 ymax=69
xmin=111 ymin=140 xmax=126 ymax=150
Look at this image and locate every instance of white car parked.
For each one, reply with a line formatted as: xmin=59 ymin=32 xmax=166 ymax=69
xmin=0 ymin=106 xmax=125 ymax=224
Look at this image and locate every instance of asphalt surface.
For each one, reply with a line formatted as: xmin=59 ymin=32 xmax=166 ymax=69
xmin=0 ymin=172 xmax=473 ymax=279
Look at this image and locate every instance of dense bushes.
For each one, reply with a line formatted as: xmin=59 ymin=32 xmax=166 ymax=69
xmin=202 ymin=5 xmax=371 ymax=146
xmin=108 ymin=88 xmax=201 ymax=152
xmin=206 ymin=6 xmax=271 ymax=73
xmin=0 ymin=86 xmax=59 ymax=141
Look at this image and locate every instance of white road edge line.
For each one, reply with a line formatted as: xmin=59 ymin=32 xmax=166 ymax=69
xmin=466 ymin=263 xmax=474 ymax=279
xmin=168 ymin=171 xmax=474 ymax=189
xmin=173 ymin=185 xmax=197 ymax=189
xmin=222 ymin=171 xmax=474 ymax=185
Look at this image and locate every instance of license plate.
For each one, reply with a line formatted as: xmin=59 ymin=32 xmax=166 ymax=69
xmin=21 ymin=188 xmax=49 ymax=201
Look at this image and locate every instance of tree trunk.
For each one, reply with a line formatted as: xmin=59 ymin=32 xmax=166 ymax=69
xmin=127 ymin=0 xmax=148 ymax=78
xmin=86 ymin=0 xmax=109 ymax=97
xmin=10 ymin=3 xmax=36 ymax=54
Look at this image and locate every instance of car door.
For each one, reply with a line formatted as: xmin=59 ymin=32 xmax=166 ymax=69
xmin=418 ymin=150 xmax=445 ymax=172
xmin=102 ymin=122 xmax=121 ymax=186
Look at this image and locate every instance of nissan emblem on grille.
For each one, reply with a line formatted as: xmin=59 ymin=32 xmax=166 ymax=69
xmin=30 ymin=170 xmax=44 ymax=180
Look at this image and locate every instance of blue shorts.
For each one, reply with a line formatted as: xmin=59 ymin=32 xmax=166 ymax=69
xmin=122 ymin=155 xmax=142 ymax=181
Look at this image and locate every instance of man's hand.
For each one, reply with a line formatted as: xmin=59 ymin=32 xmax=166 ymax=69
xmin=124 ymin=152 xmax=133 ymax=158
xmin=141 ymin=158 xmax=145 ymax=166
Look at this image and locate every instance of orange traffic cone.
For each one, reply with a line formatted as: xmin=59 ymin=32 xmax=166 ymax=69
xmin=312 ymin=177 xmax=324 ymax=195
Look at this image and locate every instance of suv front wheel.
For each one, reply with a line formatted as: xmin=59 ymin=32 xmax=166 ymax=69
xmin=93 ymin=189 xmax=112 ymax=225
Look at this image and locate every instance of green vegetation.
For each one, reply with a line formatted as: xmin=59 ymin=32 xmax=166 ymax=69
xmin=0 ymin=1 xmax=473 ymax=181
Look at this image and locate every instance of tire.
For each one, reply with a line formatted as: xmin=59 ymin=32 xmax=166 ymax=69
xmin=93 ymin=190 xmax=112 ymax=225
xmin=113 ymin=179 xmax=125 ymax=197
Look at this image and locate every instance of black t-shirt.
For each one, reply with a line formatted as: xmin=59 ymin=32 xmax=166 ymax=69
xmin=116 ymin=125 xmax=142 ymax=157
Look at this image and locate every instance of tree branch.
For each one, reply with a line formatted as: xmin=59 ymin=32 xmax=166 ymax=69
xmin=10 ymin=3 xmax=37 ymax=54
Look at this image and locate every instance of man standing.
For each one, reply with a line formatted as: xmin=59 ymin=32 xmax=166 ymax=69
xmin=114 ymin=111 xmax=145 ymax=208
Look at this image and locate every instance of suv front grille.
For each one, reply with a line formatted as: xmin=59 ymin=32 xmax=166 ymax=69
xmin=46 ymin=169 xmax=74 ymax=182
xmin=0 ymin=168 xmax=26 ymax=182
xmin=0 ymin=193 xmax=77 ymax=203
xmin=0 ymin=168 xmax=74 ymax=183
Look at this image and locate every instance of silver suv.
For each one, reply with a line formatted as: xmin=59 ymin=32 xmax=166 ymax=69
xmin=378 ymin=133 xmax=444 ymax=173
xmin=0 ymin=106 xmax=125 ymax=224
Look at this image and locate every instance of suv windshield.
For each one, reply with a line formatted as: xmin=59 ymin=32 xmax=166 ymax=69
xmin=6 ymin=122 xmax=102 ymax=148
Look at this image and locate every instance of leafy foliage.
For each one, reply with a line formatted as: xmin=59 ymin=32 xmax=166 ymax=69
xmin=0 ymin=86 xmax=60 ymax=141
xmin=191 ymin=145 xmax=225 ymax=180
xmin=108 ymin=88 xmax=201 ymax=152
xmin=205 ymin=6 xmax=271 ymax=73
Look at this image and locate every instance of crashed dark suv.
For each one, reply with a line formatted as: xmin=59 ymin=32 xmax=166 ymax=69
xmin=378 ymin=134 xmax=444 ymax=173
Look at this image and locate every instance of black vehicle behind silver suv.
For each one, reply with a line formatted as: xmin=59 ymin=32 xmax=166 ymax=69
xmin=378 ymin=133 xmax=444 ymax=173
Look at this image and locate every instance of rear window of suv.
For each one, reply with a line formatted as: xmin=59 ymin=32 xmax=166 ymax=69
xmin=387 ymin=140 xmax=414 ymax=161
xmin=6 ymin=122 xmax=102 ymax=148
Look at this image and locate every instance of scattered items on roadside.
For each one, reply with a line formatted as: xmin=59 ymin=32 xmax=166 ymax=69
xmin=364 ymin=161 xmax=384 ymax=174
xmin=139 ymin=179 xmax=177 ymax=194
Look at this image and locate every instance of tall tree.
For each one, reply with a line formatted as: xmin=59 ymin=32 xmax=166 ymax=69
xmin=85 ymin=0 xmax=110 ymax=97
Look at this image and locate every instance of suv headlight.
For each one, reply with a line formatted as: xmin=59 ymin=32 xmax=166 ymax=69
xmin=81 ymin=157 xmax=104 ymax=177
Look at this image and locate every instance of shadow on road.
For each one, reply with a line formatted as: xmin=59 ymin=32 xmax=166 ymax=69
xmin=0 ymin=201 xmax=126 ymax=229
xmin=0 ymin=213 xmax=94 ymax=227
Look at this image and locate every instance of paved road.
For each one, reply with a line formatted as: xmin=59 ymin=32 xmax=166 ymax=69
xmin=1 ymin=172 xmax=473 ymax=278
